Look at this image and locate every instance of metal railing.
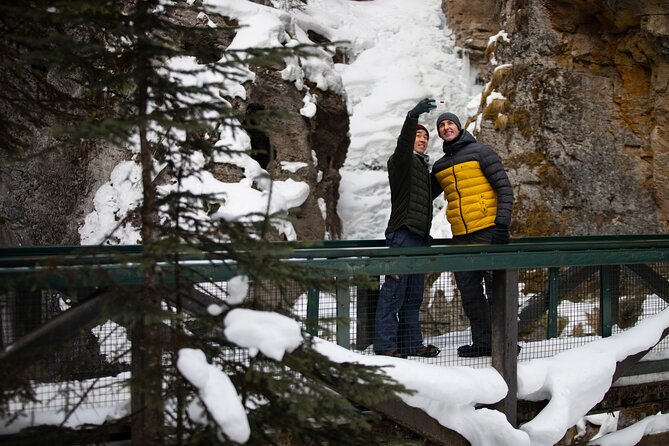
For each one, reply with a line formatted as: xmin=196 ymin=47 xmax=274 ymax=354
xmin=1 ymin=234 xmax=669 ymax=439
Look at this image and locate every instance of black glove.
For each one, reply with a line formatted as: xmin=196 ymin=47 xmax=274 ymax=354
xmin=491 ymin=224 xmax=510 ymax=244
xmin=408 ymin=98 xmax=436 ymax=118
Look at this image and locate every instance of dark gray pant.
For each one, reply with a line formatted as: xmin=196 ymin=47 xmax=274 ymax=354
xmin=452 ymin=226 xmax=494 ymax=347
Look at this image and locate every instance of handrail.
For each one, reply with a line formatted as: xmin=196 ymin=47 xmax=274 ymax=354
xmin=2 ymin=235 xmax=669 ymax=289
xmin=2 ymin=233 xmax=669 ymax=259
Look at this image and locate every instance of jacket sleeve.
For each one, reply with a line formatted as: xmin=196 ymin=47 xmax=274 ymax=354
xmin=395 ymin=114 xmax=418 ymax=164
xmin=479 ymin=145 xmax=514 ymax=227
xmin=430 ymin=174 xmax=443 ymax=200
xmin=388 ymin=114 xmax=419 ymax=187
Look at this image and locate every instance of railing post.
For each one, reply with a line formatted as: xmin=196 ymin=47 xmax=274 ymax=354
xmin=491 ymin=269 xmax=518 ymax=427
xmin=355 ymin=276 xmax=379 ymax=350
xmin=548 ymin=267 xmax=559 ymax=338
xmin=306 ymin=287 xmax=320 ymax=336
xmin=336 ymin=281 xmax=350 ymax=348
xmin=600 ymin=265 xmax=615 ymax=337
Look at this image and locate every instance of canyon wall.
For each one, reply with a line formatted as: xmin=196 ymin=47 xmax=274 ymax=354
xmin=4 ymin=1 xmax=669 ymax=246
xmin=0 ymin=2 xmax=348 ymax=246
xmin=443 ymin=0 xmax=669 ymax=236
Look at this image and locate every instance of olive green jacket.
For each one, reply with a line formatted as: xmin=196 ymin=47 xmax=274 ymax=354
xmin=386 ymin=115 xmax=432 ymax=239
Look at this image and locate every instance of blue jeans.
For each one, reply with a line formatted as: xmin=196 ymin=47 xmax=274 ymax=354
xmin=374 ymin=228 xmax=426 ymax=354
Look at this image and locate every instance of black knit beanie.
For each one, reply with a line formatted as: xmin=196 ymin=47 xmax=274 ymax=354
xmin=436 ymin=112 xmax=462 ymax=131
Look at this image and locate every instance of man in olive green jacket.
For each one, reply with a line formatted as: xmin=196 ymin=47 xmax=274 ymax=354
xmin=374 ymin=98 xmax=440 ymax=359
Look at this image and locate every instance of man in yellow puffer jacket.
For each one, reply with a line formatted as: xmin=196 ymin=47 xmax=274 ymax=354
xmin=431 ymin=112 xmax=514 ymax=357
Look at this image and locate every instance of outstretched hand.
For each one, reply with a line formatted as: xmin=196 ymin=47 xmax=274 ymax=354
xmin=408 ymin=98 xmax=436 ymax=118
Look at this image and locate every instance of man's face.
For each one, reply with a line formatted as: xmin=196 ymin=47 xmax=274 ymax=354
xmin=414 ymin=129 xmax=429 ymax=154
xmin=438 ymin=120 xmax=460 ymax=142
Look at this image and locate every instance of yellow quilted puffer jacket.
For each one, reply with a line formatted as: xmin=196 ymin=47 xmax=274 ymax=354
xmin=431 ymin=130 xmax=514 ymax=237
xmin=434 ymin=160 xmax=497 ymax=236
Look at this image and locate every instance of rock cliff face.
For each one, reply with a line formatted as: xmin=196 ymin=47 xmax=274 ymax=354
xmin=443 ymin=0 xmax=669 ymax=236
xmin=5 ymin=2 xmax=668 ymax=246
xmin=0 ymin=100 xmax=129 ymax=246
xmin=231 ymin=0 xmax=349 ymax=241
xmin=0 ymin=2 xmax=348 ymax=246
xmin=236 ymin=64 xmax=349 ymax=241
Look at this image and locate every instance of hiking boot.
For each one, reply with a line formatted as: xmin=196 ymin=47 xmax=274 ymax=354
xmin=408 ymin=344 xmax=440 ymax=358
xmin=375 ymin=349 xmax=407 ymax=359
xmin=457 ymin=344 xmax=492 ymax=357
xmin=457 ymin=344 xmax=522 ymax=357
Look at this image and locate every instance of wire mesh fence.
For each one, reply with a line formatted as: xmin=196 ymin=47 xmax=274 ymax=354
xmin=1 ymin=256 xmax=668 ymax=440
xmin=1 ymin=290 xmax=131 ymax=420
xmin=278 ymin=265 xmax=669 ymax=369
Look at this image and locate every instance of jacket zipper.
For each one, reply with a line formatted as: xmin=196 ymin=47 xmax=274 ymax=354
xmin=425 ymin=165 xmax=431 ymax=238
xmin=451 ymin=163 xmax=468 ymax=234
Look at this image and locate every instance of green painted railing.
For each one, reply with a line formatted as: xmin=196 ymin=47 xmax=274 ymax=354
xmin=3 ymin=234 xmax=669 ymax=285
xmin=2 ymin=234 xmax=669 ymax=428
xmin=3 ymin=234 xmax=669 ymax=352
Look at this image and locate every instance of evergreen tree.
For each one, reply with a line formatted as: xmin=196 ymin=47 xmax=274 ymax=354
xmin=0 ymin=1 xmax=407 ymax=445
